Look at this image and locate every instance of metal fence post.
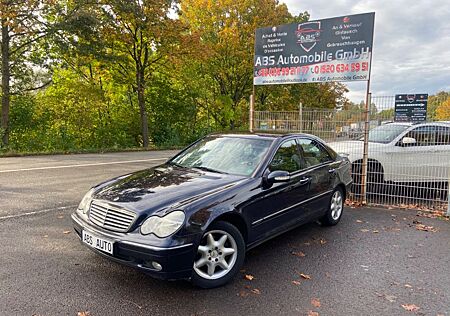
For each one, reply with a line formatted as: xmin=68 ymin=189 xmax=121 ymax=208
xmin=299 ymin=102 xmax=303 ymax=133
xmin=249 ymin=94 xmax=254 ymax=132
xmin=447 ymin=168 xmax=450 ymax=217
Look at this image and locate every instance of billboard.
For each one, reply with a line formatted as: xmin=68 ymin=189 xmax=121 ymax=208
xmin=394 ymin=94 xmax=428 ymax=122
xmin=254 ymin=13 xmax=375 ymax=85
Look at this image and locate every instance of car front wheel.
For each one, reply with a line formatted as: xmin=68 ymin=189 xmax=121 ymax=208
xmin=191 ymin=221 xmax=245 ymax=288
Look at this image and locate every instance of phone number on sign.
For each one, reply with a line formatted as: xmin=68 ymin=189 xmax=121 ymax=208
xmin=312 ymin=62 xmax=369 ymax=74
xmin=256 ymin=62 xmax=369 ymax=77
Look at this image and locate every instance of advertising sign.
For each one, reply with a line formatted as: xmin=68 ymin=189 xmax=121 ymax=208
xmin=394 ymin=94 xmax=428 ymax=122
xmin=254 ymin=13 xmax=375 ymax=85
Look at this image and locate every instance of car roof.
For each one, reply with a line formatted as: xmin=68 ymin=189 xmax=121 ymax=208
xmin=211 ymin=132 xmax=319 ymax=141
xmin=384 ymin=121 xmax=450 ymax=127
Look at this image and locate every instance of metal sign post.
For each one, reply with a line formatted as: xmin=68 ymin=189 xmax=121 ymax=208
xmin=249 ymin=94 xmax=254 ymax=132
xmin=361 ymin=90 xmax=371 ymax=204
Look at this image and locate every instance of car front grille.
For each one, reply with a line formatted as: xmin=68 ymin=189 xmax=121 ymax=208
xmin=88 ymin=201 xmax=136 ymax=232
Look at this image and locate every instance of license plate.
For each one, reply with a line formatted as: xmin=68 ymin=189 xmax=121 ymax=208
xmin=82 ymin=230 xmax=114 ymax=255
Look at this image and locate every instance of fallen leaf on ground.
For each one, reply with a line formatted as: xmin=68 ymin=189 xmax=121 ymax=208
xmin=415 ymin=224 xmax=438 ymax=232
xmin=43 ymin=235 xmax=48 ymax=238
xmin=401 ymin=304 xmax=420 ymax=312
xmin=372 ymin=230 xmax=379 ymax=233
xmin=78 ymin=312 xmax=90 ymax=316
xmin=307 ymin=311 xmax=319 ymax=316
xmin=292 ymin=280 xmax=301 ymax=285
xmin=356 ymin=219 xmax=363 ymax=223
xmin=63 ymin=231 xmax=71 ymax=234
xmin=291 ymin=251 xmax=306 ymax=257
xmin=57 ymin=215 xmax=64 ymax=219
xmin=238 ymin=290 xmax=249 ymax=297
xmin=360 ymin=229 xmax=370 ymax=232
xmin=299 ymin=273 xmax=311 ymax=280
xmin=384 ymin=295 xmax=397 ymax=303
xmin=404 ymin=284 xmax=413 ymax=288
xmin=319 ymin=238 xmax=327 ymax=245
xmin=244 ymin=274 xmax=254 ymax=281
xmin=251 ymin=288 xmax=261 ymax=295
xmin=311 ymin=298 xmax=321 ymax=308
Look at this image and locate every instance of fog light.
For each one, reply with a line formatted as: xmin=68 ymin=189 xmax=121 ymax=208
xmin=152 ymin=261 xmax=162 ymax=271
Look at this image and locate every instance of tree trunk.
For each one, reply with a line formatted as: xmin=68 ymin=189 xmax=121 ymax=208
xmin=136 ymin=67 xmax=149 ymax=148
xmin=1 ymin=19 xmax=10 ymax=147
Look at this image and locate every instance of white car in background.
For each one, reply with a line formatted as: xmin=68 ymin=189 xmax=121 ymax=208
xmin=328 ymin=122 xmax=450 ymax=185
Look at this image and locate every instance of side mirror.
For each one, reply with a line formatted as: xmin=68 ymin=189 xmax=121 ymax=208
xmin=402 ymin=137 xmax=416 ymax=145
xmin=266 ymin=170 xmax=290 ymax=185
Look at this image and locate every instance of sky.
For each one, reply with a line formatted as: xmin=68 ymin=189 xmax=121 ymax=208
xmin=282 ymin=0 xmax=450 ymax=103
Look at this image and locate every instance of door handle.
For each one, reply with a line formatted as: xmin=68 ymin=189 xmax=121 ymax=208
xmin=299 ymin=177 xmax=311 ymax=185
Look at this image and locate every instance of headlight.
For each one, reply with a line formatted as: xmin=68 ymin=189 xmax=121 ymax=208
xmin=140 ymin=211 xmax=185 ymax=238
xmin=77 ymin=188 xmax=95 ymax=214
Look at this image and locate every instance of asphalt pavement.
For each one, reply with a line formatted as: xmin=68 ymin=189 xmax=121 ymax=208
xmin=0 ymin=151 xmax=449 ymax=315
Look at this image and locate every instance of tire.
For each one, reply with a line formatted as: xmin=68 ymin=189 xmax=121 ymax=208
xmin=320 ymin=187 xmax=344 ymax=226
xmin=191 ymin=221 xmax=245 ymax=288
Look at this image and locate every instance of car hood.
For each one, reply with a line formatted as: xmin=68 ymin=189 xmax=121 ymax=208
xmin=92 ymin=164 xmax=246 ymax=216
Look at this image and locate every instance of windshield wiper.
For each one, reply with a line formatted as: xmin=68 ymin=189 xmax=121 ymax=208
xmin=192 ymin=165 xmax=228 ymax=174
xmin=168 ymin=161 xmax=185 ymax=168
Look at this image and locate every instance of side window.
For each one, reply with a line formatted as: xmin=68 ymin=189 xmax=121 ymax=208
xmin=269 ymin=140 xmax=303 ymax=173
xmin=405 ymin=126 xmax=436 ymax=146
xmin=435 ymin=126 xmax=450 ymax=145
xmin=297 ymin=138 xmax=332 ymax=167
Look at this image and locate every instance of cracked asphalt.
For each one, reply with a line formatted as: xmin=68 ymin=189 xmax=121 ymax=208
xmin=0 ymin=151 xmax=449 ymax=315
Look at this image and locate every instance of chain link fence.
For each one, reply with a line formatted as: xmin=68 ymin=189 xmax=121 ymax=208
xmin=252 ymin=96 xmax=450 ymax=211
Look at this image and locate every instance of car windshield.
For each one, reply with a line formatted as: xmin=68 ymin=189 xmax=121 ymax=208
xmin=170 ymin=136 xmax=273 ymax=176
xmin=367 ymin=124 xmax=410 ymax=143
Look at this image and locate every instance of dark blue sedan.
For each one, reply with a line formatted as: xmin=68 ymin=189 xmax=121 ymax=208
xmin=72 ymin=133 xmax=352 ymax=288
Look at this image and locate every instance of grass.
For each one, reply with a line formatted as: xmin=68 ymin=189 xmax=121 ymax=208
xmin=0 ymin=145 xmax=184 ymax=158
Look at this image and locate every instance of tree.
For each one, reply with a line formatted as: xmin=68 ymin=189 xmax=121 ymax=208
xmin=180 ymin=0 xmax=298 ymax=129
xmin=0 ymin=0 xmax=57 ymax=147
xmin=435 ymin=96 xmax=450 ymax=120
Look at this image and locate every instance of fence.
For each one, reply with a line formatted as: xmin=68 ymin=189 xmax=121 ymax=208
xmin=251 ymin=96 xmax=450 ymax=211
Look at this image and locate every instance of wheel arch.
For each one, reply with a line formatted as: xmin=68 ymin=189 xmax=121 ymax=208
xmin=210 ymin=212 xmax=248 ymax=243
xmin=351 ymin=158 xmax=385 ymax=177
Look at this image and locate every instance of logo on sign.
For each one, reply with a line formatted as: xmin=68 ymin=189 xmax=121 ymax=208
xmin=296 ymin=21 xmax=321 ymax=52
xmin=407 ymin=94 xmax=416 ymax=103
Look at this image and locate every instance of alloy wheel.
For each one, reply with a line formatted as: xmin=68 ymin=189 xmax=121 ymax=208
xmin=193 ymin=230 xmax=238 ymax=280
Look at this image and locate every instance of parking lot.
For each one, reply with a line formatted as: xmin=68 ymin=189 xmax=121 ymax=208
xmin=1 ymin=151 xmax=449 ymax=315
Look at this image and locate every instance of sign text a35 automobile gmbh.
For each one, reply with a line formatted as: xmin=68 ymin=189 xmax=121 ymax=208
xmin=254 ymin=13 xmax=375 ymax=85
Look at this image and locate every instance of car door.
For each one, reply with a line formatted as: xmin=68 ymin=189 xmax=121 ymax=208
xmin=245 ymin=139 xmax=312 ymax=243
xmin=296 ymin=137 xmax=336 ymax=218
xmin=389 ymin=125 xmax=440 ymax=182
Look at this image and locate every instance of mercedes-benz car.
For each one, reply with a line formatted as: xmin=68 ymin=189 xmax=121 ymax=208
xmin=328 ymin=122 xmax=450 ymax=186
xmin=72 ymin=133 xmax=352 ymax=288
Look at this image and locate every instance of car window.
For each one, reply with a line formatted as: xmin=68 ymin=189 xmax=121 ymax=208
xmin=269 ymin=140 xmax=304 ymax=173
xmin=297 ymin=138 xmax=332 ymax=167
xmin=404 ymin=126 xmax=437 ymax=146
xmin=435 ymin=126 xmax=450 ymax=145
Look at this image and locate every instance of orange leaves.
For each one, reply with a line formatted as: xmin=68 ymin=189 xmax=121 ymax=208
xmin=310 ymin=298 xmax=321 ymax=308
xmin=244 ymin=274 xmax=254 ymax=281
xmin=299 ymin=273 xmax=311 ymax=280
xmin=401 ymin=304 xmax=420 ymax=312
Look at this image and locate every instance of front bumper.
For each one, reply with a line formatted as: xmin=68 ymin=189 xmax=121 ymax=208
xmin=72 ymin=212 xmax=197 ymax=280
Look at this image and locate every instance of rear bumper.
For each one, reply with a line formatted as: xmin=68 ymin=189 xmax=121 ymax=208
xmin=72 ymin=212 xmax=197 ymax=280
